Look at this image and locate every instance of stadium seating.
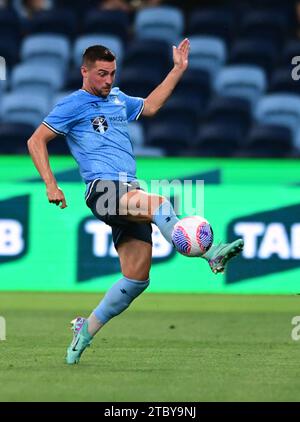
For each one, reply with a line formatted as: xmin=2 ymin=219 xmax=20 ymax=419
xmin=255 ymin=94 xmax=300 ymax=140
xmin=146 ymin=122 xmax=194 ymax=154
xmin=0 ymin=38 xmax=19 ymax=69
xmin=11 ymin=63 xmax=64 ymax=97
xmin=21 ymin=35 xmax=71 ymax=71
xmin=0 ymin=122 xmax=34 ymax=154
xmin=239 ymin=123 xmax=294 ymax=157
xmin=47 ymin=134 xmax=70 ymax=155
xmin=204 ymin=96 xmax=252 ymax=135
xmin=119 ymin=67 xmax=161 ymax=98
xmin=135 ymin=6 xmax=184 ymax=44
xmin=214 ymin=65 xmax=267 ymax=107
xmin=0 ymin=9 xmax=21 ymax=44
xmin=82 ymin=10 xmax=130 ymax=42
xmin=188 ymin=36 xmax=227 ymax=77
xmin=187 ymin=8 xmax=235 ymax=44
xmin=195 ymin=123 xmax=243 ymax=157
xmin=1 ymin=93 xmax=50 ymax=127
xmin=27 ymin=9 xmax=77 ymax=38
xmin=122 ymin=39 xmax=172 ymax=76
xmin=269 ymin=67 xmax=300 ymax=95
xmin=238 ymin=10 xmax=289 ymax=48
xmin=172 ymin=69 xmax=211 ymax=110
xmin=282 ymin=39 xmax=300 ymax=65
xmin=0 ymin=2 xmax=298 ymax=158
xmin=229 ymin=38 xmax=278 ymax=75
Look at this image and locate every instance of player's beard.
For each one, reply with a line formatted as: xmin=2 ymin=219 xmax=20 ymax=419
xmin=99 ymin=85 xmax=112 ymax=98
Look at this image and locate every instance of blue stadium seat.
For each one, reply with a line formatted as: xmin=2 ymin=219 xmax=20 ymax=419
xmin=135 ymin=6 xmax=184 ymax=44
xmin=123 ymin=40 xmax=172 ymax=76
xmin=214 ymin=65 xmax=267 ymax=107
xmin=1 ymin=93 xmax=50 ymax=127
xmin=238 ymin=10 xmax=288 ymax=48
xmin=21 ymin=35 xmax=70 ymax=71
xmin=146 ymin=122 xmax=194 ymax=154
xmin=119 ymin=68 xmax=160 ymax=98
xmin=83 ymin=10 xmax=129 ymax=41
xmin=229 ymin=39 xmax=278 ymax=75
xmin=188 ymin=36 xmax=227 ymax=77
xmin=239 ymin=123 xmax=294 ymax=158
xmin=204 ymin=96 xmax=252 ymax=135
xmin=0 ymin=122 xmax=34 ymax=154
xmin=73 ymin=35 xmax=124 ymax=67
xmin=27 ymin=9 xmax=77 ymax=37
xmin=153 ymin=102 xmax=198 ymax=128
xmin=187 ymin=8 xmax=235 ymax=44
xmin=195 ymin=123 xmax=243 ymax=157
xmin=255 ymin=94 xmax=300 ymax=138
xmin=121 ymin=64 xmax=163 ymax=88
xmin=269 ymin=67 xmax=300 ymax=95
xmin=11 ymin=63 xmax=64 ymax=96
xmin=172 ymin=69 xmax=211 ymax=110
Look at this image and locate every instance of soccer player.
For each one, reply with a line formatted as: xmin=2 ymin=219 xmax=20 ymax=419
xmin=27 ymin=39 xmax=244 ymax=365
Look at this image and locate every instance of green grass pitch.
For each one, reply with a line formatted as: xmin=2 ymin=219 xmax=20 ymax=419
xmin=0 ymin=292 xmax=300 ymax=402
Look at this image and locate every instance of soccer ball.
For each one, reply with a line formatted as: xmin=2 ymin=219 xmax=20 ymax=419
xmin=172 ymin=216 xmax=214 ymax=257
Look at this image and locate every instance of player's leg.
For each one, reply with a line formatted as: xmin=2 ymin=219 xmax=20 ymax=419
xmin=119 ymin=189 xmax=179 ymax=244
xmin=87 ymin=237 xmax=151 ymax=336
xmin=66 ymin=206 xmax=152 ymax=364
xmin=120 ymin=189 xmax=244 ymax=273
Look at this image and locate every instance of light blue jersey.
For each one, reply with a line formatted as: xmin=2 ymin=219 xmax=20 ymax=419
xmin=43 ymin=88 xmax=144 ymax=183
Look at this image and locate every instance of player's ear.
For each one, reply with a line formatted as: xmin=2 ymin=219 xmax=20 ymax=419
xmin=81 ymin=65 xmax=88 ymax=78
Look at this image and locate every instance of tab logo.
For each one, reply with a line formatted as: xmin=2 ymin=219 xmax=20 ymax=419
xmin=77 ymin=219 xmax=175 ymax=282
xmin=0 ymin=195 xmax=29 ymax=264
xmin=226 ymin=204 xmax=300 ymax=283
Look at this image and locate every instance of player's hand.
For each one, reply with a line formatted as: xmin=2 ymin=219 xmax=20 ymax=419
xmin=173 ymin=38 xmax=190 ymax=73
xmin=46 ymin=184 xmax=67 ymax=209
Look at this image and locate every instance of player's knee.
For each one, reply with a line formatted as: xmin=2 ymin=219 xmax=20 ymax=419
xmin=122 ymin=259 xmax=151 ymax=281
xmin=149 ymin=194 xmax=166 ymax=215
xmin=123 ymin=267 xmax=150 ymax=281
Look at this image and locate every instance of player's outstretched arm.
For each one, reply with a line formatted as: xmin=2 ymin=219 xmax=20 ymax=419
xmin=27 ymin=124 xmax=67 ymax=209
xmin=142 ymin=38 xmax=190 ymax=117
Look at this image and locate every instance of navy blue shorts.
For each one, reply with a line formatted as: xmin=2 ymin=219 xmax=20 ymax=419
xmin=85 ymin=179 xmax=152 ymax=249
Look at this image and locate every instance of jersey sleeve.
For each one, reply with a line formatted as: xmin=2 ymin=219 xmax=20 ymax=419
xmin=43 ymin=96 xmax=79 ymax=136
xmin=119 ymin=90 xmax=144 ymax=122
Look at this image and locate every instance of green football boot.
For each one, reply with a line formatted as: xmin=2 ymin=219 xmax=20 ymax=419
xmin=203 ymin=239 xmax=244 ymax=274
xmin=66 ymin=317 xmax=93 ymax=365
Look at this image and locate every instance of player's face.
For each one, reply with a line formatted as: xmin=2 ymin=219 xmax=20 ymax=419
xmin=82 ymin=60 xmax=117 ymax=97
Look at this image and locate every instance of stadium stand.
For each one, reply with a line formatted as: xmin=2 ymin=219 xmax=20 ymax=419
xmin=188 ymin=36 xmax=227 ymax=78
xmin=82 ymin=10 xmax=130 ymax=41
xmin=21 ymin=34 xmax=71 ymax=71
xmin=1 ymin=92 xmax=49 ymax=125
xmin=213 ymin=65 xmax=267 ymax=108
xmin=0 ymin=0 xmax=299 ymax=157
xmin=134 ymin=5 xmax=184 ymax=44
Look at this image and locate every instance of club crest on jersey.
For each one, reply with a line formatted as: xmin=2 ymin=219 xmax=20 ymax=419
xmin=91 ymin=116 xmax=108 ymax=134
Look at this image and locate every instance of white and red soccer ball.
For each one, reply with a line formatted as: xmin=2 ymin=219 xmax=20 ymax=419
xmin=172 ymin=216 xmax=213 ymax=257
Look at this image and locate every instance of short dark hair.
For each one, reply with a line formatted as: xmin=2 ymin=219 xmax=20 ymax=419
xmin=82 ymin=45 xmax=116 ymax=67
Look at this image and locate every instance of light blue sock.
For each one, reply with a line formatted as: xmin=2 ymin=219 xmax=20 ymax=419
xmin=152 ymin=200 xmax=179 ymax=244
xmin=93 ymin=276 xmax=149 ymax=324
